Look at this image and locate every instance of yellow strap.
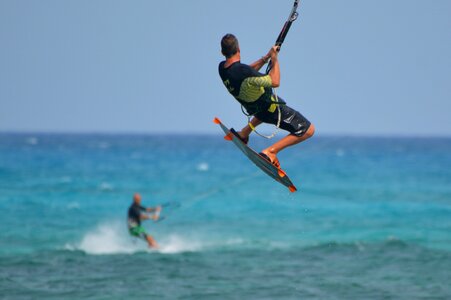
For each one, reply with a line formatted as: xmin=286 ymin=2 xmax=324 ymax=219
xmin=248 ymin=122 xmax=256 ymax=131
xmin=267 ymin=95 xmax=278 ymax=113
xmin=268 ymin=103 xmax=277 ymax=113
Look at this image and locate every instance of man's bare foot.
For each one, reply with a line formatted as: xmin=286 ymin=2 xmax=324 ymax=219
xmin=260 ymin=150 xmax=280 ymax=168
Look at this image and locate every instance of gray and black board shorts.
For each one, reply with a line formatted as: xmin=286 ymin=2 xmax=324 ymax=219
xmin=256 ymin=98 xmax=311 ymax=137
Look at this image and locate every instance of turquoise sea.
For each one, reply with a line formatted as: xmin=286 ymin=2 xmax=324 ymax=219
xmin=0 ymin=133 xmax=450 ymax=299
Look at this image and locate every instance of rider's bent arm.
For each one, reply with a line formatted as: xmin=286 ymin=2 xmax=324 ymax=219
xmin=146 ymin=206 xmax=160 ymax=213
xmin=249 ymin=54 xmax=271 ymax=71
xmin=268 ymin=58 xmax=280 ymax=87
xmin=140 ymin=213 xmax=150 ymax=220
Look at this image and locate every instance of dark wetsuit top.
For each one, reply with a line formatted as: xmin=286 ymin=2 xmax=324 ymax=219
xmin=127 ymin=203 xmax=146 ymax=228
xmin=218 ymin=61 xmax=276 ymax=115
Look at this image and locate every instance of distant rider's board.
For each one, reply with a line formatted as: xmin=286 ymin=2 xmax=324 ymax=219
xmin=214 ymin=117 xmax=297 ymax=193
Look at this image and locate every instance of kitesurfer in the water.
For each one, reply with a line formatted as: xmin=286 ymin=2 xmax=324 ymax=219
xmin=127 ymin=193 xmax=161 ymax=249
xmin=218 ymin=34 xmax=315 ymax=167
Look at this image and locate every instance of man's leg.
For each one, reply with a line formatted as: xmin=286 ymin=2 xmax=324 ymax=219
xmin=238 ymin=117 xmax=262 ymax=140
xmin=146 ymin=234 xmax=159 ymax=249
xmin=261 ymin=124 xmax=315 ymax=164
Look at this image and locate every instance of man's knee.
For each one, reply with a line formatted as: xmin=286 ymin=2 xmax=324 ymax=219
xmin=305 ymin=123 xmax=315 ymax=139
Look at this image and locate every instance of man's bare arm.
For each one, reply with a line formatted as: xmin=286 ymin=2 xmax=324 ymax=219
xmin=249 ymin=54 xmax=271 ymax=71
xmin=249 ymin=46 xmax=280 ymax=87
xmin=146 ymin=206 xmax=161 ymax=213
xmin=268 ymin=46 xmax=280 ymax=87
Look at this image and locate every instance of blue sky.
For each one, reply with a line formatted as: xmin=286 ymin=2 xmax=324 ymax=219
xmin=1 ymin=0 xmax=450 ymax=136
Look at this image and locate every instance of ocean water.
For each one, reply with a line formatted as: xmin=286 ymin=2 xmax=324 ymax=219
xmin=0 ymin=133 xmax=450 ymax=299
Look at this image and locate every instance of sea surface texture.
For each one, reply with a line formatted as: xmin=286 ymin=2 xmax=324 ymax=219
xmin=0 ymin=133 xmax=450 ymax=299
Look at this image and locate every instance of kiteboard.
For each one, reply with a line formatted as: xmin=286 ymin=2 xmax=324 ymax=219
xmin=214 ymin=117 xmax=297 ymax=193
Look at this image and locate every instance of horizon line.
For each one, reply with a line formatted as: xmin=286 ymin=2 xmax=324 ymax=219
xmin=0 ymin=129 xmax=450 ymax=139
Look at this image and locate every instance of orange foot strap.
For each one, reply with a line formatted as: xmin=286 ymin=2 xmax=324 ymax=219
xmin=278 ymin=169 xmax=286 ymax=178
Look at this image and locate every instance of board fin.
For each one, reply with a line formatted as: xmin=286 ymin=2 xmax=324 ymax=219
xmin=224 ymin=133 xmax=233 ymax=141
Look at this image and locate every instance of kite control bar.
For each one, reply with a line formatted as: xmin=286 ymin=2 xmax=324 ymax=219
xmin=266 ymin=0 xmax=300 ymax=74
xmin=153 ymin=201 xmax=181 ymax=223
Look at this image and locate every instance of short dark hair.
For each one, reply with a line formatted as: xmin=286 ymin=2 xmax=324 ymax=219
xmin=221 ymin=34 xmax=239 ymax=58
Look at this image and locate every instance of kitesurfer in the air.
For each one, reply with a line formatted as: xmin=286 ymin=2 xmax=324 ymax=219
xmin=218 ymin=34 xmax=315 ymax=167
xmin=127 ymin=193 xmax=161 ymax=249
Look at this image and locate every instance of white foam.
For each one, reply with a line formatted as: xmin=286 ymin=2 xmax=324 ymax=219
xmin=158 ymin=234 xmax=203 ymax=254
xmin=73 ymin=222 xmax=144 ymax=255
xmin=67 ymin=202 xmax=80 ymax=210
xmin=224 ymin=238 xmax=244 ymax=246
xmin=99 ymin=182 xmax=114 ymax=191
xmin=67 ymin=222 xmax=211 ymax=255
xmin=197 ymin=162 xmax=209 ymax=172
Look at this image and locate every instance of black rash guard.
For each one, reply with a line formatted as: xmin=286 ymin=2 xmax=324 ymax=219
xmin=218 ymin=61 xmax=277 ymax=115
xmin=127 ymin=203 xmax=146 ymax=228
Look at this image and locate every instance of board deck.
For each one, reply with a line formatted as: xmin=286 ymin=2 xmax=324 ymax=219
xmin=214 ymin=117 xmax=297 ymax=193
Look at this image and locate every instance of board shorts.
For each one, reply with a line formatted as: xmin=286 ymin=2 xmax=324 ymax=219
xmin=129 ymin=226 xmax=148 ymax=240
xmin=255 ymin=97 xmax=311 ymax=137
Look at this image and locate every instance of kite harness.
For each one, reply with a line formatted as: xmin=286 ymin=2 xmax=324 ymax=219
xmin=247 ymin=0 xmax=300 ymax=139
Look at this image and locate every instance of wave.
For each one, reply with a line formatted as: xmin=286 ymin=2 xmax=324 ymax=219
xmin=66 ymin=202 xmax=80 ymax=210
xmin=64 ymin=221 xmax=447 ymax=256
xmin=98 ymin=182 xmax=114 ymax=191
xmin=65 ymin=222 xmax=143 ymax=255
xmin=65 ymin=221 xmax=236 ymax=255
xmin=298 ymin=237 xmax=415 ymax=254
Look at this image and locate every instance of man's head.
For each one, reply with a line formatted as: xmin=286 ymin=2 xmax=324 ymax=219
xmin=133 ymin=193 xmax=142 ymax=205
xmin=221 ymin=33 xmax=240 ymax=58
